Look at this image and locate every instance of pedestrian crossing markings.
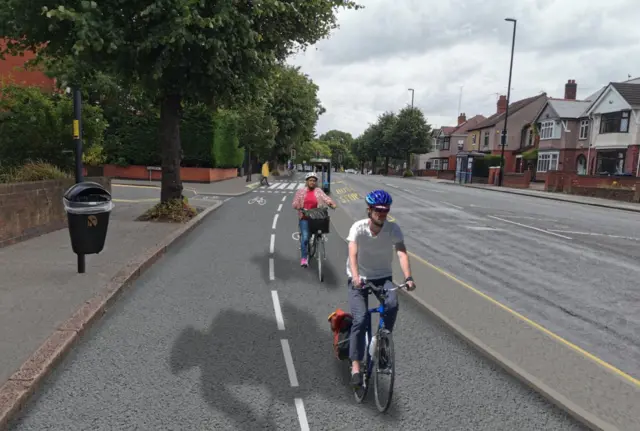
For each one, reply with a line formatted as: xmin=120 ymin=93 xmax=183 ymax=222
xmin=252 ymin=181 xmax=305 ymax=194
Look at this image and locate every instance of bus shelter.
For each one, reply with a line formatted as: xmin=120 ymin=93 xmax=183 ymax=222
xmin=309 ymin=158 xmax=332 ymax=194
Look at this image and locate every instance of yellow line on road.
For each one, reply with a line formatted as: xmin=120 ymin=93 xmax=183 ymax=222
xmin=407 ymin=251 xmax=640 ymax=388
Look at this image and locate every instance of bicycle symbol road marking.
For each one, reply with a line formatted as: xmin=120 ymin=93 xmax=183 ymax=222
xmin=248 ymin=196 xmax=266 ymax=205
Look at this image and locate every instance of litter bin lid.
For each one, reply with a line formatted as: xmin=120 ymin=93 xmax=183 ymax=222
xmin=63 ymin=181 xmax=112 ymax=202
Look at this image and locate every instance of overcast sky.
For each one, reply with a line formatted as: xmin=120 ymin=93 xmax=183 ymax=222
xmin=287 ymin=0 xmax=638 ymax=138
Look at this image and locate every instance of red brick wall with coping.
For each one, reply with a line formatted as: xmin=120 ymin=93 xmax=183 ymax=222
xmin=0 ymin=177 xmax=111 ymax=248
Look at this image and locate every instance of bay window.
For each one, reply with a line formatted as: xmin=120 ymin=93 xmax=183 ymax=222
xmin=599 ymin=111 xmax=630 ymax=134
xmin=536 ymin=151 xmax=559 ymax=172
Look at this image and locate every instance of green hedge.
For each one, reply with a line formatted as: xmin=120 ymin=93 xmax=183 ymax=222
xmin=102 ymin=104 xmax=244 ymax=169
xmin=0 ymin=84 xmax=108 ymax=170
xmin=212 ymin=109 xmax=244 ymax=169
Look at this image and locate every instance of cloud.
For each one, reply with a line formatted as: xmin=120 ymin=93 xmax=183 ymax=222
xmin=287 ymin=0 xmax=640 ymax=137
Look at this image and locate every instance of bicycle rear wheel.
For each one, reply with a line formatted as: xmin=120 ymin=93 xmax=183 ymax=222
xmin=373 ymin=330 xmax=395 ymax=412
xmin=317 ymin=235 xmax=324 ymax=282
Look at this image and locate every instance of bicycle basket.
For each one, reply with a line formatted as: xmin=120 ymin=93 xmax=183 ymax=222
xmin=305 ymin=208 xmax=330 ymax=234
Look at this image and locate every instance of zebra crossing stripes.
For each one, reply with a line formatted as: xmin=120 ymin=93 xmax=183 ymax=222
xmin=253 ymin=181 xmax=305 ymax=194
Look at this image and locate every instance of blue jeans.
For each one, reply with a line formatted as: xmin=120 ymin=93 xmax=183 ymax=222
xmin=348 ymin=276 xmax=399 ymax=362
xmin=299 ymin=219 xmax=310 ymax=259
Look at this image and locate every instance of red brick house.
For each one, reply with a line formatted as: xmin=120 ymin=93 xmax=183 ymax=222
xmin=531 ymin=80 xmax=595 ymax=181
xmin=466 ymin=92 xmax=548 ymax=173
xmin=584 ymin=80 xmax=640 ymax=176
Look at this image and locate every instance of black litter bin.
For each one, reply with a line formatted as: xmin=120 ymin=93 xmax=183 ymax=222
xmin=63 ymin=181 xmax=114 ymax=255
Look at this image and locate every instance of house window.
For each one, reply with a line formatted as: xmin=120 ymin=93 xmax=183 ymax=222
xmin=442 ymin=137 xmax=450 ymax=150
xmin=596 ymin=150 xmax=625 ymax=174
xmin=599 ymin=111 xmax=630 ymax=134
xmin=483 ymin=131 xmax=489 ymax=147
xmin=536 ymin=151 xmax=559 ymax=172
xmin=431 ymin=159 xmax=441 ymax=170
xmin=442 ymin=159 xmax=449 ymax=170
xmin=579 ymin=120 xmax=589 ymax=140
xmin=539 ymin=120 xmax=557 ymax=139
xmin=425 ymin=161 xmax=431 ymax=169
xmin=471 ymin=135 xmax=477 ymax=146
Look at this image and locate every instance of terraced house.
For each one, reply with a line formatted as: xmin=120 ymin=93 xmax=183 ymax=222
xmin=531 ymin=80 xmax=595 ymax=180
xmin=584 ymin=80 xmax=640 ymax=176
xmin=421 ymin=113 xmax=486 ymax=170
xmin=465 ymin=92 xmax=548 ymax=173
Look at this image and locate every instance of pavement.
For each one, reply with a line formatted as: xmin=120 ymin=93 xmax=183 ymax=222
xmin=0 ymin=175 xmax=259 ymax=428
xmin=3 ymin=174 xmax=585 ymax=430
xmin=416 ymin=176 xmax=640 ymax=212
xmin=338 ymin=173 xmax=640 ymax=384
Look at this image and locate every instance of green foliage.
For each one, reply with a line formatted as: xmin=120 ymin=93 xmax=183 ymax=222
xmin=0 ymin=83 xmax=107 ymax=170
xmin=0 ymin=0 xmax=361 ymax=200
xmin=402 ymin=169 xmax=414 ymax=177
xmin=271 ymin=65 xmax=325 ymax=161
xmin=0 ymin=160 xmax=72 ymax=183
xmin=296 ymin=139 xmax=331 ymax=164
xmin=212 ymin=109 xmax=244 ymax=169
xmin=236 ymin=101 xmax=278 ymax=162
xmin=389 ymin=106 xmax=432 ymax=162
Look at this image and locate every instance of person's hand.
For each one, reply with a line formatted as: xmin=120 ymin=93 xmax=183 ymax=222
xmin=352 ymin=276 xmax=363 ymax=289
xmin=405 ymin=277 xmax=416 ymax=291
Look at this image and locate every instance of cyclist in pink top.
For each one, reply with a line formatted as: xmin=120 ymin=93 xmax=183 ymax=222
xmin=292 ymin=172 xmax=337 ymax=267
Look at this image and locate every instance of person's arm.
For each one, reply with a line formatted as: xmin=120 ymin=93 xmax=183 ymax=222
xmin=393 ymin=224 xmax=415 ymax=290
xmin=317 ymin=189 xmax=337 ymax=208
xmin=347 ymin=223 xmax=361 ymax=287
xmin=292 ymin=190 xmax=303 ymax=210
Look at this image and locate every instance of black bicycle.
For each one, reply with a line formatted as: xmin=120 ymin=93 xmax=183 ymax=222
xmin=300 ymin=207 xmax=332 ymax=282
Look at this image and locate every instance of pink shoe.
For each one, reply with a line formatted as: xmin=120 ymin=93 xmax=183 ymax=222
xmin=300 ymin=258 xmax=308 ymax=267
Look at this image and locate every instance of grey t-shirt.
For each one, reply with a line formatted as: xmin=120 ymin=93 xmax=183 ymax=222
xmin=346 ymin=218 xmax=404 ymax=280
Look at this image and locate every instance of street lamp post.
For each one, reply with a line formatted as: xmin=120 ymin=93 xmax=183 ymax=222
xmin=408 ymin=88 xmax=414 ymax=108
xmin=499 ymin=18 xmax=517 ymax=187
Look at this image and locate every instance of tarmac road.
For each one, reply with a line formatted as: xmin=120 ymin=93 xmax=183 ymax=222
xmin=7 ymin=178 xmax=584 ymax=430
xmin=335 ymin=172 xmax=640 ymax=382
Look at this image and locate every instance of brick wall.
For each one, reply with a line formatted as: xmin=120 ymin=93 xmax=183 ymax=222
xmin=545 ymin=171 xmax=640 ymax=202
xmin=0 ymin=177 xmax=111 ymax=248
xmin=503 ymin=170 xmax=531 ymax=188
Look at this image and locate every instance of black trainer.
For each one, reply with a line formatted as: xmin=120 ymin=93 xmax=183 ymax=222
xmin=350 ymin=371 xmax=363 ymax=387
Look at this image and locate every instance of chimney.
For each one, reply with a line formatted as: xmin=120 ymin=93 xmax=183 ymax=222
xmin=457 ymin=112 xmax=466 ymax=125
xmin=564 ymin=79 xmax=577 ymax=100
xmin=497 ymin=95 xmax=507 ymax=114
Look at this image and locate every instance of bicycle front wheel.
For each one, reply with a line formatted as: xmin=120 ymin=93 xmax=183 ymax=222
xmin=373 ymin=330 xmax=395 ymax=412
xmin=317 ymin=236 xmax=324 ymax=282
xmin=308 ymin=234 xmax=316 ymax=259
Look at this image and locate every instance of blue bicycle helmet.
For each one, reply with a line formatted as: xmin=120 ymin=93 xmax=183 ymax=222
xmin=365 ymin=189 xmax=393 ymax=206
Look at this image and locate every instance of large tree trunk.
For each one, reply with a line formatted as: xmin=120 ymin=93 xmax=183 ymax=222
xmin=160 ymin=94 xmax=183 ymax=202
xmin=384 ymin=156 xmax=389 ymax=176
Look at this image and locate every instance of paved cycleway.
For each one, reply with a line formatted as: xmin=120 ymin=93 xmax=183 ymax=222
xmin=336 ymin=173 xmax=640 ymax=383
xmin=7 ymin=177 xmax=585 ymax=430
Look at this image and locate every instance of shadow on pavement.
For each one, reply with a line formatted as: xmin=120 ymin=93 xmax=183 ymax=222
xmin=251 ymin=250 xmax=341 ymax=288
xmin=169 ymin=302 xmax=401 ymax=430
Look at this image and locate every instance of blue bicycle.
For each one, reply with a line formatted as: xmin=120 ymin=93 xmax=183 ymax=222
xmin=352 ymin=280 xmax=407 ymax=412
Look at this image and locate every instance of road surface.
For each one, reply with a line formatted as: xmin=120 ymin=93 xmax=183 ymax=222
xmin=8 ymin=178 xmax=584 ymax=430
xmin=336 ymin=172 xmax=640 ymax=382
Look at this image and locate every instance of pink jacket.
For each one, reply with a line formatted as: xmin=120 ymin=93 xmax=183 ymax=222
xmin=292 ymin=187 xmax=336 ymax=218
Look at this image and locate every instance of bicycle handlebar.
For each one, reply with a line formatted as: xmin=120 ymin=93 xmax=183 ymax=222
xmin=360 ymin=280 xmax=407 ymax=292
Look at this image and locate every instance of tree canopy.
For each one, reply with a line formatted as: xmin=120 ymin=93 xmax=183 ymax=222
xmin=0 ymin=0 xmax=361 ymax=200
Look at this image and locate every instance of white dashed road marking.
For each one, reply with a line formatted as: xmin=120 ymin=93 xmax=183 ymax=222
xmin=281 ymin=339 xmax=299 ymax=387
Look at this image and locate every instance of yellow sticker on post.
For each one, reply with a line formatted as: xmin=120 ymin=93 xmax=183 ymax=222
xmin=72 ymin=120 xmax=80 ymax=139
